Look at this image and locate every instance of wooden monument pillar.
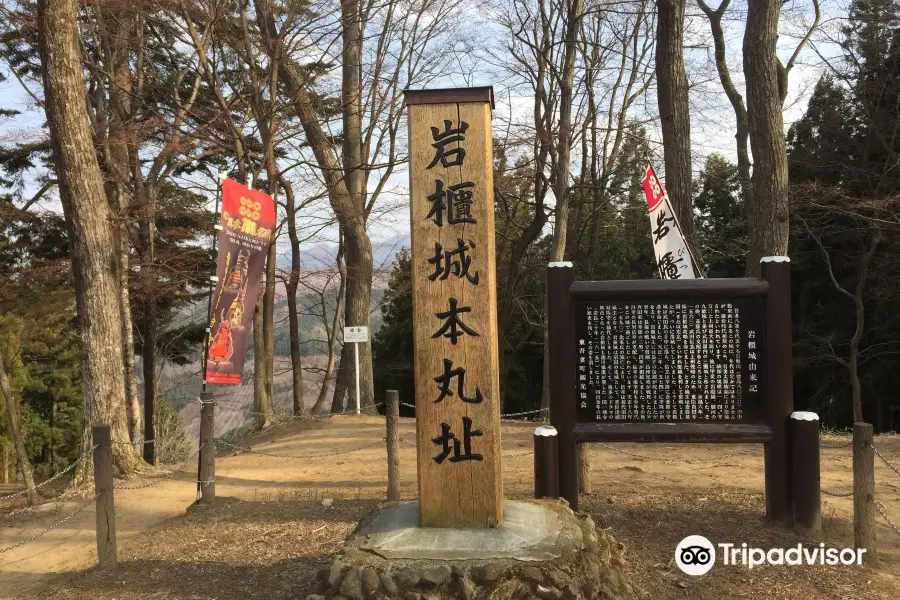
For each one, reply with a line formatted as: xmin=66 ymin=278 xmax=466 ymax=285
xmin=404 ymin=87 xmax=503 ymax=528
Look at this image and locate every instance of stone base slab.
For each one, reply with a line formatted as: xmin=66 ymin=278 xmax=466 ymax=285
xmin=305 ymin=498 xmax=632 ymax=600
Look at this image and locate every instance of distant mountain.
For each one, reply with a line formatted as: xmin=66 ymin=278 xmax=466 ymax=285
xmin=276 ymin=233 xmax=410 ymax=271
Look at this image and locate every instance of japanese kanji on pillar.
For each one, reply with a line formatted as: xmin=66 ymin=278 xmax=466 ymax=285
xmin=404 ymin=87 xmax=503 ymax=528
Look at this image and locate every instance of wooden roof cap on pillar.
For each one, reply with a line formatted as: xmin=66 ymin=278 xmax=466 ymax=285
xmin=403 ymin=86 xmax=494 ymax=110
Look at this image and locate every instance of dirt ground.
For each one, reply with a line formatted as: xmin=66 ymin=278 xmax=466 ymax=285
xmin=1 ymin=415 xmax=899 ymax=599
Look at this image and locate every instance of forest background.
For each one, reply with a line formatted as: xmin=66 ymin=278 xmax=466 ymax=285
xmin=0 ymin=0 xmax=899 ymax=487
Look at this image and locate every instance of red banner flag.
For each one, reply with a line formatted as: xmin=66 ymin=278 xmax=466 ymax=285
xmin=203 ymin=178 xmax=275 ymax=384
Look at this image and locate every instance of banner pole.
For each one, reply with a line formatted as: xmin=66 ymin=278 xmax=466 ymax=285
xmin=197 ymin=171 xmax=225 ymax=502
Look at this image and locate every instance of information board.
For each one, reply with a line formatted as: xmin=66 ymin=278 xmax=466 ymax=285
xmin=573 ymin=299 xmax=765 ymax=424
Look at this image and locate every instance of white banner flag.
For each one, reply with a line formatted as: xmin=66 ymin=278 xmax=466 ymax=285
xmin=641 ymin=163 xmax=698 ymax=280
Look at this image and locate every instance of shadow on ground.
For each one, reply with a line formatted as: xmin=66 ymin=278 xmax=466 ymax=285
xmin=580 ymin=488 xmax=898 ymax=600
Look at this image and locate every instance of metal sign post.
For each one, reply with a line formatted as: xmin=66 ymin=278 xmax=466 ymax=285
xmin=344 ymin=326 xmax=369 ymax=414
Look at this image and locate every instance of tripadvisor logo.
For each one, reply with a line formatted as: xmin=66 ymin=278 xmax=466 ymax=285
xmin=675 ymin=536 xmax=868 ymax=575
xmin=675 ymin=535 xmax=716 ymax=576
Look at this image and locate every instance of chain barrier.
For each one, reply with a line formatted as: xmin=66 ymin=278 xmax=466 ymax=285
xmin=501 ymin=407 xmax=548 ymax=420
xmin=114 ymin=452 xmax=202 ymax=491
xmin=819 ymin=440 xmax=852 ymax=450
xmin=0 ymin=493 xmax=99 ymax=554
xmin=0 ymin=446 xmax=96 ymax=501
xmin=398 ymin=402 xmax=547 ymax=421
xmin=822 ymin=488 xmax=854 ymax=498
xmin=401 ymin=437 xmax=417 ymax=448
xmin=215 ymin=437 xmax=385 ymax=459
xmin=593 ymin=442 xmax=757 ymax=464
xmin=874 ymin=446 xmax=900 ymax=478
xmin=875 ymin=500 xmax=900 ymax=537
xmin=228 ymin=403 xmax=385 ymax=420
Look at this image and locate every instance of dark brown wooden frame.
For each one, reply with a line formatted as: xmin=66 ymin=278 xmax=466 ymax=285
xmin=547 ymin=259 xmax=794 ymax=525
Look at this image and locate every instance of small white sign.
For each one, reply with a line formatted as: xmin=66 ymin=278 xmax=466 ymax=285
xmin=344 ymin=326 xmax=369 ymax=343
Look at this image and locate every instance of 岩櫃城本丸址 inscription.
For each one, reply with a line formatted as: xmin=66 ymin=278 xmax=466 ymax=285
xmin=406 ymin=87 xmax=502 ymax=527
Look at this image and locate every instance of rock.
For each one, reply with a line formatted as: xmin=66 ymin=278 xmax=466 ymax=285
xmin=522 ymin=566 xmax=544 ymax=584
xmin=597 ymin=566 xmax=620 ymax=590
xmin=581 ymin=516 xmax=597 ymax=537
xmin=328 ymin=560 xmax=345 ymax=589
xmin=623 ymin=583 xmax=633 ymax=596
xmin=396 ymin=567 xmax=422 ymax=588
xmin=453 ymin=571 xmax=476 ymax=600
xmin=610 ymin=557 xmax=625 ymax=569
xmin=361 ymin=567 xmax=380 ymax=594
xmin=548 ymin=570 xmax=568 ymax=588
xmin=420 ymin=565 xmax=451 ymax=588
xmin=490 ymin=580 xmax=524 ymax=599
xmin=322 ymin=498 xmax=334 ymax=508
xmin=340 ymin=567 xmax=364 ymax=600
xmin=600 ymin=593 xmax=618 ymax=600
xmin=606 ymin=497 xmax=616 ymax=504
xmin=472 ymin=563 xmax=505 ymax=583
xmin=564 ymin=583 xmax=583 ymax=600
xmin=380 ymin=573 xmax=399 ymax=596
xmin=305 ymin=595 xmax=326 ymax=600
xmin=584 ymin=558 xmax=600 ymax=581
xmin=308 ymin=580 xmax=327 ymax=595
xmin=402 ymin=593 xmax=421 ymax=600
xmin=536 ymin=585 xmax=563 ymax=600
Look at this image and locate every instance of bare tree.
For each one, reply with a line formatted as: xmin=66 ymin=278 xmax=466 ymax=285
xmin=548 ymin=0 xmax=584 ymax=263
xmin=701 ymin=0 xmax=819 ymax=274
xmin=796 ymin=192 xmax=888 ymax=423
xmin=697 ymin=0 xmax=752 ymax=217
xmin=305 ymin=238 xmax=347 ymax=414
xmin=656 ymin=0 xmax=694 ymax=242
xmin=282 ymin=179 xmax=304 ymax=414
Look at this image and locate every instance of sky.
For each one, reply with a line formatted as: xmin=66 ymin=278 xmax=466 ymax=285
xmin=0 ymin=0 xmax=847 ymax=268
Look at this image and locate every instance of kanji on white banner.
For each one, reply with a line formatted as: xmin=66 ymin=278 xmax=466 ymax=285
xmin=641 ymin=163 xmax=698 ymax=280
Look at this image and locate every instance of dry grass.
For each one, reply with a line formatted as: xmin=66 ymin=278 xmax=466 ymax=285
xmin=6 ymin=417 xmax=900 ymax=599
xmin=34 ymin=497 xmax=374 ymax=600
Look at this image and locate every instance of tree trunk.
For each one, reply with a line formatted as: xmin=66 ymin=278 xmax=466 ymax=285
xmin=849 ymin=231 xmax=881 ymax=422
xmin=656 ymin=0 xmax=695 ymax=242
xmin=142 ymin=263 xmax=157 ymax=465
xmin=743 ymin=0 xmax=790 ymax=275
xmin=120 ymin=245 xmax=141 ymax=445
xmin=284 ymin=181 xmax=304 ymax=415
xmin=578 ymin=443 xmax=592 ymax=494
xmin=2 ymin=444 xmax=8 ymax=484
xmin=334 ymin=0 xmax=375 ymax=413
xmin=253 ymin=292 xmax=271 ymax=428
xmin=99 ymin=4 xmax=142 ymax=446
xmin=312 ymin=239 xmax=346 ymax=414
xmin=548 ymin=0 xmax=583 ymax=263
xmin=542 ymin=0 xmax=583 ymax=417
xmin=0 ymin=353 xmax=36 ymax=504
xmin=262 ymin=216 xmax=276 ymax=415
xmin=37 ymin=0 xmax=141 ymax=478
